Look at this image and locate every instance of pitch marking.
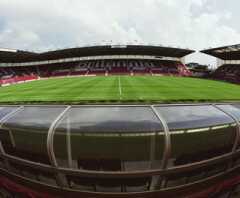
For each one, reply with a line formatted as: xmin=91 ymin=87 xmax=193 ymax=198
xmin=118 ymin=76 xmax=122 ymax=99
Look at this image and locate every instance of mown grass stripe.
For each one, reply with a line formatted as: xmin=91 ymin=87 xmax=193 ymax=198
xmin=0 ymin=76 xmax=240 ymax=104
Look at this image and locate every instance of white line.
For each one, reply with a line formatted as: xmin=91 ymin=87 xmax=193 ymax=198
xmin=118 ymin=76 xmax=122 ymax=99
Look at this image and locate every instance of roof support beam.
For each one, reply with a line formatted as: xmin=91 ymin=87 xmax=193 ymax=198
xmin=47 ymin=106 xmax=71 ymax=187
xmin=150 ymin=105 xmax=171 ymax=190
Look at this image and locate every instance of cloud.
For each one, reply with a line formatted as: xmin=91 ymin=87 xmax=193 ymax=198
xmin=0 ymin=0 xmax=240 ymax=65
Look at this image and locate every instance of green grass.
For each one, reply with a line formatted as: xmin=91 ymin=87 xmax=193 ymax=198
xmin=0 ymin=76 xmax=240 ymax=104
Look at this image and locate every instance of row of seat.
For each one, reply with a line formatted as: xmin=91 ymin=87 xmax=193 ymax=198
xmin=0 ymin=60 xmax=191 ymax=82
xmin=213 ymin=64 xmax=240 ymax=83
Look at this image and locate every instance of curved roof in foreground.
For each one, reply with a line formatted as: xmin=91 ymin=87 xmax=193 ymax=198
xmin=0 ymin=45 xmax=194 ymax=63
xmin=1 ymin=104 xmax=237 ymax=134
xmin=0 ymin=103 xmax=239 ymax=196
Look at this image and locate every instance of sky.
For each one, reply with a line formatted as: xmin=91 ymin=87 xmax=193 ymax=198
xmin=0 ymin=0 xmax=240 ymax=66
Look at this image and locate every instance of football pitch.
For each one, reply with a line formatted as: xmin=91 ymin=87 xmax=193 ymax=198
xmin=0 ymin=76 xmax=240 ymax=104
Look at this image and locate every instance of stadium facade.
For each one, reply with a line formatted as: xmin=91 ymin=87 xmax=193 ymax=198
xmin=1 ymin=45 xmax=240 ymax=197
xmin=201 ymin=44 xmax=240 ymax=84
xmin=0 ymin=45 xmax=193 ymax=86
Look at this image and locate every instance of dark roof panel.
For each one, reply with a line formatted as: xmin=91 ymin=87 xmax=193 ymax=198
xmin=0 ymin=45 xmax=194 ymax=63
xmin=201 ymin=44 xmax=240 ymax=60
xmin=155 ymin=105 xmax=234 ymax=131
xmin=0 ymin=107 xmax=19 ymax=120
xmin=56 ymin=106 xmax=164 ymax=133
xmin=217 ymin=104 xmax=240 ymax=121
xmin=3 ymin=106 xmax=67 ymax=131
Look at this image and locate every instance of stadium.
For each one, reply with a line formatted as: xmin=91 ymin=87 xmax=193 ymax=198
xmin=0 ymin=44 xmax=240 ymax=198
xmin=201 ymin=44 xmax=240 ymax=84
